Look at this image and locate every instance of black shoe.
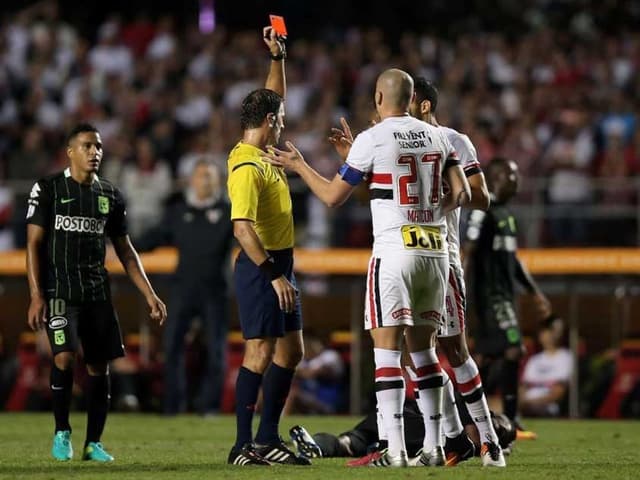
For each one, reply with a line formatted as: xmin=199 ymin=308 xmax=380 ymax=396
xmin=289 ymin=425 xmax=323 ymax=458
xmin=444 ymin=432 xmax=475 ymax=466
xmin=256 ymin=439 xmax=312 ymax=465
xmin=228 ymin=443 xmax=271 ymax=466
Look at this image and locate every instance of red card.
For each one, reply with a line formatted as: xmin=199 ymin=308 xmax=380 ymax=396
xmin=269 ymin=15 xmax=288 ymax=37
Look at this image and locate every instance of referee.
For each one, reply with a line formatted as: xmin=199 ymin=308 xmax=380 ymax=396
xmin=26 ymin=123 xmax=167 ymax=462
xmin=225 ymin=26 xmax=308 ymax=466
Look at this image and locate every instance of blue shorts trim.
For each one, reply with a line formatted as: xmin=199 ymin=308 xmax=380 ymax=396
xmin=234 ymin=249 xmax=302 ymax=339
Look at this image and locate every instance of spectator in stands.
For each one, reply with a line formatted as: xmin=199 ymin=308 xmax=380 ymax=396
xmin=136 ymin=160 xmax=232 ymax=415
xmin=7 ymin=126 xmax=49 ymax=181
xmin=2 ymin=1 xmax=640 ymax=250
xmin=88 ymin=18 xmax=133 ymax=81
xmin=0 ymin=178 xmax=14 ymax=250
xmin=121 ymin=135 xmax=172 ymax=240
xmin=285 ymin=332 xmax=345 ymax=414
xmin=543 ymin=109 xmax=595 ymax=245
xmin=519 ymin=320 xmax=574 ymax=417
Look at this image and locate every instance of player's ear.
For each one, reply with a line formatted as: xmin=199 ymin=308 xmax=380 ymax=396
xmin=421 ymin=99 xmax=431 ymax=116
xmin=375 ymin=91 xmax=383 ymax=106
xmin=266 ymin=113 xmax=275 ymax=128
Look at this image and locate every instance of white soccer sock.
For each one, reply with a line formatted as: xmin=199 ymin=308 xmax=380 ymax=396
xmin=453 ymin=357 xmax=499 ymax=444
xmin=409 ymin=348 xmax=443 ymax=452
xmin=441 ymin=369 xmax=464 ymax=438
xmin=373 ymin=348 xmax=406 ymax=457
xmin=376 ymin=407 xmax=387 ymax=441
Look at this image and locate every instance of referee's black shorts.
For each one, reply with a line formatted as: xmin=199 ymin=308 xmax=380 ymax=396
xmin=45 ymin=298 xmax=125 ymax=364
xmin=234 ymin=248 xmax=303 ymax=340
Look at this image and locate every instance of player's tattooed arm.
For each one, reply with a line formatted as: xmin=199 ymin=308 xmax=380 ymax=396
xmin=466 ymin=172 xmax=490 ymax=210
xmin=442 ymin=164 xmax=471 ymax=213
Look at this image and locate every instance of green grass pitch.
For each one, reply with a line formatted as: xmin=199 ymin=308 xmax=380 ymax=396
xmin=0 ymin=413 xmax=639 ymax=479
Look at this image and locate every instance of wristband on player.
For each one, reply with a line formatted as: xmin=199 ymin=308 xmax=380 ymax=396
xmin=259 ymin=256 xmax=281 ymax=280
xmin=270 ymin=50 xmax=286 ymax=61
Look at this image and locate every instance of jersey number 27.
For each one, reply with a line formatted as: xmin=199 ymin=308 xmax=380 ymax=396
xmin=397 ymin=153 xmax=441 ymax=206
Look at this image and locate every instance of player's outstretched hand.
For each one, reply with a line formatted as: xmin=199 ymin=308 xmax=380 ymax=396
xmin=147 ymin=294 xmax=167 ymax=325
xmin=263 ymin=141 xmax=305 ymax=172
xmin=328 ymin=117 xmax=353 ymax=160
xmin=271 ymin=275 xmax=297 ymax=313
xmin=27 ymin=295 xmax=47 ymax=331
xmin=263 ymin=26 xmax=285 ymax=57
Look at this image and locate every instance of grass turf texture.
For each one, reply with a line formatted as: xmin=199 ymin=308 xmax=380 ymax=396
xmin=0 ymin=414 xmax=638 ymax=479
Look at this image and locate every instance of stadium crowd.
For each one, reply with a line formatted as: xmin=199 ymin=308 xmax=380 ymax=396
xmin=1 ymin=0 xmax=640 ymax=251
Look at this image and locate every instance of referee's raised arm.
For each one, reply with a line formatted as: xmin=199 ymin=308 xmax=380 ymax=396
xmin=263 ymin=26 xmax=286 ymax=98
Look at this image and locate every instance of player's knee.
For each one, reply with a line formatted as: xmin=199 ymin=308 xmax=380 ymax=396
xmin=243 ymin=342 xmax=274 ymax=373
xmin=440 ymin=338 xmax=469 ymax=367
xmin=277 ymin=343 xmax=303 ymax=369
xmin=53 ymin=352 xmax=75 ymax=370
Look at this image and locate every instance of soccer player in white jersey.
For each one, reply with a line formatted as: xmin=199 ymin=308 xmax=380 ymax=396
xmin=263 ymin=69 xmax=471 ymax=467
xmin=409 ymin=78 xmax=505 ymax=467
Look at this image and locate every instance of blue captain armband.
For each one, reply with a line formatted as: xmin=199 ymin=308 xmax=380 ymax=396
xmin=338 ymin=164 xmax=365 ymax=186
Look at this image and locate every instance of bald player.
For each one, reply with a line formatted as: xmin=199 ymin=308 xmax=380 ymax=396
xmin=264 ymin=68 xmax=471 ymax=468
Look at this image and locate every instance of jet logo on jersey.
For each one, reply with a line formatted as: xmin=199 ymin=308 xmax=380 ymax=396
xmin=98 ymin=196 xmax=109 ymax=214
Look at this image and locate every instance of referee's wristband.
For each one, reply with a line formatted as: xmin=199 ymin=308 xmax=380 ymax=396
xmin=270 ymin=51 xmax=286 ymax=61
xmin=259 ymin=256 xmax=281 ymax=280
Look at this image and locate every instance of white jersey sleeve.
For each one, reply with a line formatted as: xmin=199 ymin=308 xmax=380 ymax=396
xmin=441 ymin=126 xmax=482 ymax=268
xmin=345 ymin=130 xmax=375 ymax=174
xmin=448 ymin=132 xmax=481 ymax=176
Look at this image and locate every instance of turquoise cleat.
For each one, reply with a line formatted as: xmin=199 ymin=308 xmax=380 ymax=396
xmin=82 ymin=442 xmax=114 ymax=462
xmin=52 ymin=430 xmax=73 ymax=461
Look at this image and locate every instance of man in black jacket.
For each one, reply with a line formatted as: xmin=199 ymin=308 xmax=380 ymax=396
xmin=137 ymin=160 xmax=233 ymax=415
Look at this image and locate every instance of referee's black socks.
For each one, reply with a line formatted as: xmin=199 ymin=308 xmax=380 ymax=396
xmin=85 ymin=373 xmax=110 ymax=446
xmin=51 ymin=365 xmax=73 ymax=433
xmin=234 ymin=366 xmax=263 ymax=449
xmin=255 ymin=363 xmax=295 ymax=445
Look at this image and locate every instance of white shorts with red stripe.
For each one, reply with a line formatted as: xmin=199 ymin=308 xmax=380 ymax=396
xmin=364 ymin=254 xmax=447 ymax=330
xmin=438 ymin=264 xmax=466 ymax=338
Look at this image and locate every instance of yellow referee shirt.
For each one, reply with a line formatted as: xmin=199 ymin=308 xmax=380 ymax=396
xmin=227 ymin=142 xmax=294 ymax=250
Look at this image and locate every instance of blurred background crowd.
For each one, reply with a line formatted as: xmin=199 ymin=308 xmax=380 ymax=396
xmin=1 ymin=0 xmax=640 ymax=250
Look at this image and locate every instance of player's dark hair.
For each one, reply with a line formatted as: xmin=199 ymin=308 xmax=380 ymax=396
xmin=240 ymin=88 xmax=283 ymax=130
xmin=413 ymin=77 xmax=439 ymax=113
xmin=487 ymin=156 xmax=511 ymax=176
xmin=66 ymin=123 xmax=99 ymax=145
